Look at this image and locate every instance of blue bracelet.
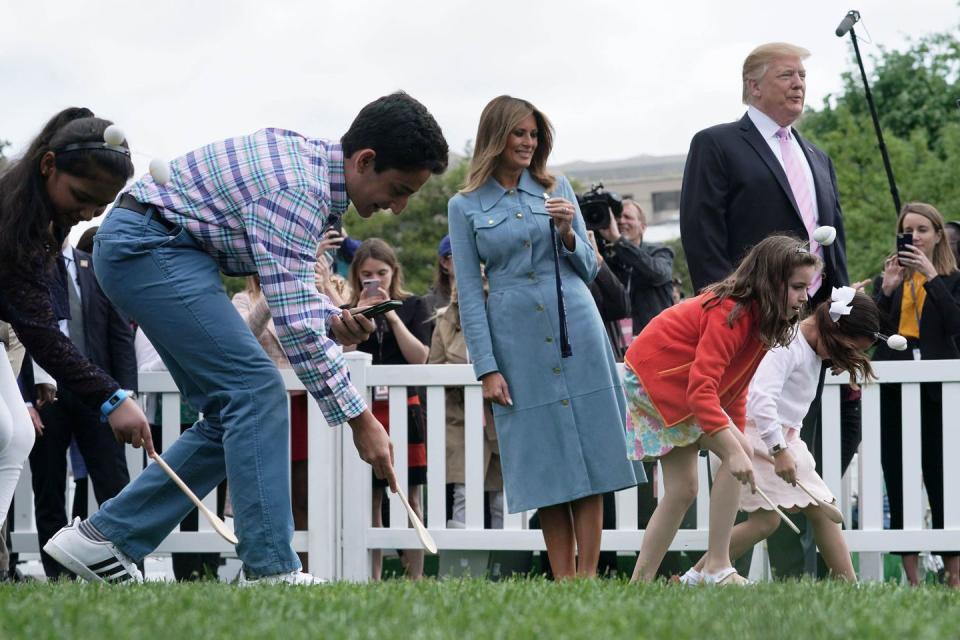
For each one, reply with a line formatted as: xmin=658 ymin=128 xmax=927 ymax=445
xmin=100 ymin=389 xmax=129 ymax=420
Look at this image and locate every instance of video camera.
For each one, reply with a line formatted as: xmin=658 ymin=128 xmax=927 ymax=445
xmin=576 ymin=183 xmax=623 ymax=231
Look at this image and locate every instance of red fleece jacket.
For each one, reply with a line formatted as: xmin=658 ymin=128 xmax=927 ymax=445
xmin=625 ymin=294 xmax=767 ymax=434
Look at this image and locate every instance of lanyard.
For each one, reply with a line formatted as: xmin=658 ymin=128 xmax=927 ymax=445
xmin=549 ymin=219 xmax=572 ymax=358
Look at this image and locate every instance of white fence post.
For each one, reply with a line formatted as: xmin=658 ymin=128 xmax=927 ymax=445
xmin=388 ymin=387 xmax=408 ymax=532
xmin=857 ymin=380 xmax=884 ymax=581
xmin=821 ymin=384 xmax=843 ymax=500
xmin=340 ymin=351 xmax=373 ymax=581
xmin=289 ymin=368 xmax=340 ymax=581
xmin=943 ymin=383 xmax=960 ymax=529
xmin=425 ymin=386 xmax=447 ymax=529
xmin=463 ymin=386 xmax=484 ymax=530
xmin=900 ymin=383 xmax=924 ymax=531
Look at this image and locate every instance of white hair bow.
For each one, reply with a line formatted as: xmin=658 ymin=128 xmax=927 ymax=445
xmin=829 ymin=286 xmax=856 ymax=323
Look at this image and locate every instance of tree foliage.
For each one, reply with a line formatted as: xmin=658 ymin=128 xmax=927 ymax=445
xmin=800 ymin=29 xmax=960 ymax=283
xmin=0 ymin=139 xmax=10 ymax=171
xmin=346 ymin=159 xmax=469 ymax=293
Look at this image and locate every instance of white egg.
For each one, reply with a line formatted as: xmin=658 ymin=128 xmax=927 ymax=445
xmin=887 ymin=334 xmax=908 ymax=351
xmin=812 ymin=225 xmax=837 ymax=246
xmin=149 ymin=158 xmax=171 ymax=185
xmin=103 ymin=124 xmax=126 ymax=146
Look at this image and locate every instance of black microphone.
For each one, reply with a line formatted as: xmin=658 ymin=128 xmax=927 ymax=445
xmin=835 ymin=10 xmax=860 ymax=37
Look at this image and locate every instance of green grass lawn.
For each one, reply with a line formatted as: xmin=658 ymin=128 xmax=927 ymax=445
xmin=1 ymin=579 xmax=958 ymax=640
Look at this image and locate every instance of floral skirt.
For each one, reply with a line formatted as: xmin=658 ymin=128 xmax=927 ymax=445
xmin=624 ymin=368 xmax=704 ymax=461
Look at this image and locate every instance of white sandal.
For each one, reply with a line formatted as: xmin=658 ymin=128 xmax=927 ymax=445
xmin=703 ymin=567 xmax=750 ymax=585
xmin=678 ymin=568 xmax=703 ymax=586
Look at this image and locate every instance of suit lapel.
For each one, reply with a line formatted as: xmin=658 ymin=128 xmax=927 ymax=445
xmin=738 ymin=114 xmax=802 ymax=219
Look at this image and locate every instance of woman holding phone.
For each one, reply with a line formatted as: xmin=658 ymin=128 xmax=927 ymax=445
xmin=347 ymin=238 xmax=431 ymax=580
xmin=447 ymin=96 xmax=639 ymax=579
xmin=873 ymin=202 xmax=960 ymax=586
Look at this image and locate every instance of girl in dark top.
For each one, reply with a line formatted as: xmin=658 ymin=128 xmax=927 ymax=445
xmin=0 ymin=108 xmax=151 ymax=526
xmin=347 ymin=238 xmax=431 ymax=580
xmin=873 ymin=202 xmax=960 ymax=587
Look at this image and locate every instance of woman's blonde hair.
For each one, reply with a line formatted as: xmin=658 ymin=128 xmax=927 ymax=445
xmin=742 ymin=42 xmax=811 ymax=104
xmin=347 ymin=238 xmax=412 ymax=305
xmin=462 ymin=95 xmax=555 ymax=193
xmin=897 ymin=202 xmax=958 ymax=276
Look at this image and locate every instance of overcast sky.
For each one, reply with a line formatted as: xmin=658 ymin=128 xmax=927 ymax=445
xmin=2 ymin=0 xmax=957 ymax=174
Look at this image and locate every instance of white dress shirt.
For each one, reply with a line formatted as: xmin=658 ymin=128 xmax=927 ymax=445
xmin=747 ymin=106 xmax=820 ymax=225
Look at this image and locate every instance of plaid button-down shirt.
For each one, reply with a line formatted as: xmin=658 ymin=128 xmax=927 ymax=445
xmin=128 ymin=128 xmax=364 ymax=425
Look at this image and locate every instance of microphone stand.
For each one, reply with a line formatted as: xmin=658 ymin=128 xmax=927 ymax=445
xmin=840 ymin=11 xmax=902 ymax=215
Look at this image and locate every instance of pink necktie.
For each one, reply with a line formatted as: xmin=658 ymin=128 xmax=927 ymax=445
xmin=776 ymin=127 xmax=822 ymax=296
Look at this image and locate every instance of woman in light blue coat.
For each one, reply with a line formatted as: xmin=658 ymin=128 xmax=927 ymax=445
xmin=448 ymin=96 xmax=640 ymax=578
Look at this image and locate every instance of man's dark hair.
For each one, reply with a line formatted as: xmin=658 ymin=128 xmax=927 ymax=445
xmin=341 ymin=92 xmax=448 ymax=175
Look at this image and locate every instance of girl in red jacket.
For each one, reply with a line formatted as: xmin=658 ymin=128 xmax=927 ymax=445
xmin=627 ymin=235 xmax=820 ymax=584
xmin=681 ymin=288 xmax=891 ymax=584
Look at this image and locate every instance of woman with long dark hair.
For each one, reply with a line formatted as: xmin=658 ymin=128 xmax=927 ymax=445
xmin=0 ymin=108 xmax=150 ymax=533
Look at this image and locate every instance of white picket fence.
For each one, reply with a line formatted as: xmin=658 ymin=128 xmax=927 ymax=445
xmin=10 ymin=353 xmax=960 ymax=582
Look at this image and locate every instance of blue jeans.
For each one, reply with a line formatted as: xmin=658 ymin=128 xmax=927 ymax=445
xmin=91 ymin=208 xmax=299 ymax=577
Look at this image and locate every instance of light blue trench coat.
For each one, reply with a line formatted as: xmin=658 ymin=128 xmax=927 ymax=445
xmin=448 ymin=170 xmax=642 ymax=513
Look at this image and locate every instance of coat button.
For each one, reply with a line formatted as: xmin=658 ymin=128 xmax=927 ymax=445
xmin=488 ymin=219 xmax=495 ymax=225
xmin=536 ymin=304 xmax=545 ymax=311
xmin=545 ymin=337 xmax=553 ymax=343
xmin=527 ymin=272 xmax=536 ymax=280
xmin=516 ymin=212 xmax=523 ymax=219
xmin=553 ymin=367 xmax=561 ymax=374
xmin=561 ymin=399 xmax=569 ymax=406
xmin=523 ymin=240 xmax=531 ymax=248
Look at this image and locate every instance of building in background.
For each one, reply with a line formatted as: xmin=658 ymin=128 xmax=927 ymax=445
xmin=553 ymin=154 xmax=684 ymax=241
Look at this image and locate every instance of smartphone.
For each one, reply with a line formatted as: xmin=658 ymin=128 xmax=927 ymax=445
xmin=355 ymin=299 xmax=402 ymax=319
xmin=361 ymin=278 xmax=381 ymax=297
xmin=896 ymin=233 xmax=913 ymax=265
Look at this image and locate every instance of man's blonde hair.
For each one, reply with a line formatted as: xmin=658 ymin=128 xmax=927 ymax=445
xmin=742 ymin=42 xmax=811 ymax=104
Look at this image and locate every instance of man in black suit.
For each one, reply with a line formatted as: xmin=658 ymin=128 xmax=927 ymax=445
xmin=29 ymin=239 xmax=137 ymax=579
xmin=680 ymin=42 xmax=848 ymax=300
xmin=679 ymin=42 xmax=851 ymax=579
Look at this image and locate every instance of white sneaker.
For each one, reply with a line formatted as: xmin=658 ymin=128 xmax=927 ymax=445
xmin=43 ymin=517 xmax=143 ymax=584
xmin=236 ymin=570 xmax=328 ymax=586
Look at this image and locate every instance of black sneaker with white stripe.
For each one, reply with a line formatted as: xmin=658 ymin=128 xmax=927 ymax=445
xmin=43 ymin=517 xmax=143 ymax=584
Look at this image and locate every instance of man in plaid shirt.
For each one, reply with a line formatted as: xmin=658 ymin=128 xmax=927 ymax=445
xmin=44 ymin=92 xmax=448 ymax=585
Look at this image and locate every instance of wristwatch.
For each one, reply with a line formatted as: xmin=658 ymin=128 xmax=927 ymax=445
xmin=770 ymin=442 xmax=788 ymax=457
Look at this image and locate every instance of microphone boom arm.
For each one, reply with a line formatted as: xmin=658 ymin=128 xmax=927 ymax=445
xmin=839 ymin=12 xmax=902 ymax=215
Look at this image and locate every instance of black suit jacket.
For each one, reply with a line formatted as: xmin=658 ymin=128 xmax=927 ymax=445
xmin=69 ymin=248 xmax=138 ymax=392
xmin=872 ymin=271 xmax=960 ymax=362
xmin=27 ymin=249 xmax=138 ymax=402
xmin=680 ymin=113 xmax=849 ymax=299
